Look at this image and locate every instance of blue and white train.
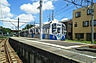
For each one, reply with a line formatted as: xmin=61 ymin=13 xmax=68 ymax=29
xmin=20 ymin=20 xmax=66 ymax=40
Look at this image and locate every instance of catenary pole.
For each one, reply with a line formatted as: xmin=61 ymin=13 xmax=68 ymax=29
xmin=18 ymin=17 xmax=20 ymax=37
xmin=40 ymin=0 xmax=43 ymax=40
xmin=52 ymin=10 xmax=54 ymax=21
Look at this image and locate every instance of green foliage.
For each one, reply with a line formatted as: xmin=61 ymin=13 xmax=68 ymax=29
xmin=0 ymin=36 xmax=7 ymax=39
xmin=22 ymin=24 xmax=34 ymax=30
xmin=0 ymin=26 xmax=11 ymax=34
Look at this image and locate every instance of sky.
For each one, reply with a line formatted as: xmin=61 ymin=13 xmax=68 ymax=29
xmin=0 ymin=0 xmax=96 ymax=30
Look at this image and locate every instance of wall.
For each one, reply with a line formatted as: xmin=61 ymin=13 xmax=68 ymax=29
xmin=9 ymin=38 xmax=78 ymax=63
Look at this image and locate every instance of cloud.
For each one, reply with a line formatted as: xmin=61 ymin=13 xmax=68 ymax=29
xmin=2 ymin=13 xmax=35 ymax=30
xmin=0 ymin=0 xmax=56 ymax=30
xmin=17 ymin=14 xmax=35 ymax=22
xmin=20 ymin=1 xmax=54 ymax=14
xmin=2 ymin=18 xmax=18 ymax=30
xmin=0 ymin=0 xmax=13 ymax=18
xmin=3 ymin=14 xmax=35 ymax=30
xmin=20 ymin=2 xmax=39 ymax=14
xmin=0 ymin=0 xmax=10 ymax=6
xmin=16 ymin=14 xmax=35 ymax=29
xmin=0 ymin=0 xmax=35 ymax=30
xmin=43 ymin=1 xmax=54 ymax=10
xmin=61 ymin=18 xmax=69 ymax=22
xmin=1 ymin=7 xmax=13 ymax=18
xmin=0 ymin=0 xmax=15 ymax=29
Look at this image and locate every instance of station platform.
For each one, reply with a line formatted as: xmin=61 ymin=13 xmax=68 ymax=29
xmin=10 ymin=37 xmax=96 ymax=63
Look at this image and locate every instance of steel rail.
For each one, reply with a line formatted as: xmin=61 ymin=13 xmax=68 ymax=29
xmin=4 ymin=39 xmax=13 ymax=63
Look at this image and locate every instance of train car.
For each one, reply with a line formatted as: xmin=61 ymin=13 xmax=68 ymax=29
xmin=20 ymin=20 xmax=66 ymax=40
xmin=43 ymin=20 xmax=66 ymax=40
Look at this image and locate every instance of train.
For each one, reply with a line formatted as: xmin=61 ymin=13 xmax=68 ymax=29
xmin=20 ymin=20 xmax=66 ymax=40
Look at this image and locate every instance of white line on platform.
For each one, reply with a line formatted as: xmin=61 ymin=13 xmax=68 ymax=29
xmin=31 ymin=40 xmax=90 ymax=49
xmin=30 ymin=40 xmax=96 ymax=59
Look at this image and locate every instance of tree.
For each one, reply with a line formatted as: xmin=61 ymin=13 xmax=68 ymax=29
xmin=0 ymin=26 xmax=11 ymax=35
xmin=22 ymin=24 xmax=34 ymax=30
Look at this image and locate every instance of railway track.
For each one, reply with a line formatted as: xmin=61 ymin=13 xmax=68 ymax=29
xmin=0 ymin=39 xmax=22 ymax=63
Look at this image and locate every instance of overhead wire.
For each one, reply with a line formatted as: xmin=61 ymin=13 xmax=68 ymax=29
xmin=54 ymin=5 xmax=74 ymax=20
xmin=0 ymin=19 xmax=35 ymax=30
xmin=54 ymin=0 xmax=91 ymax=20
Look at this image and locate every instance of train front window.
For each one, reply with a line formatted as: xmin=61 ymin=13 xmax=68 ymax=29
xmin=57 ymin=24 xmax=61 ymax=26
xmin=57 ymin=28 xmax=60 ymax=33
xmin=52 ymin=23 xmax=56 ymax=34
xmin=52 ymin=23 xmax=56 ymax=29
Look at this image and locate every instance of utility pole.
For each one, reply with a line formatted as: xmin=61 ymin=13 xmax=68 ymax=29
xmin=18 ymin=17 xmax=20 ymax=37
xmin=40 ymin=0 xmax=43 ymax=40
xmin=91 ymin=0 xmax=94 ymax=44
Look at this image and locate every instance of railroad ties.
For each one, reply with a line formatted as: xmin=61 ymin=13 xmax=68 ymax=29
xmin=0 ymin=39 xmax=22 ymax=63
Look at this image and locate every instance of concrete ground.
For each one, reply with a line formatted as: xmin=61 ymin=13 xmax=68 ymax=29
xmin=11 ymin=37 xmax=96 ymax=63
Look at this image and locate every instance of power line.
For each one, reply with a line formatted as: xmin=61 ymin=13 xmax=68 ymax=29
xmin=54 ymin=5 xmax=74 ymax=19
xmin=56 ymin=5 xmax=73 ymax=16
xmin=9 ymin=20 xmax=17 ymax=28
xmin=63 ymin=0 xmax=91 ymax=7
xmin=55 ymin=5 xmax=68 ymax=13
xmin=0 ymin=19 xmax=32 ymax=23
xmin=55 ymin=5 xmax=71 ymax=15
xmin=0 ymin=19 xmax=36 ymax=30
xmin=55 ymin=0 xmax=91 ymax=20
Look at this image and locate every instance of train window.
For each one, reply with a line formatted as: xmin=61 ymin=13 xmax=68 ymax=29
xmin=36 ymin=29 xmax=38 ymax=32
xmin=62 ymin=24 xmax=66 ymax=34
xmin=30 ymin=29 xmax=33 ymax=33
xmin=52 ymin=23 xmax=56 ymax=29
xmin=57 ymin=24 xmax=61 ymax=26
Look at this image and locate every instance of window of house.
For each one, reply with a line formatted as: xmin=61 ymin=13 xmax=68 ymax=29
xmin=75 ymin=12 xmax=81 ymax=18
xmin=83 ymin=21 xmax=89 ymax=27
xmin=74 ymin=22 xmax=77 ymax=27
xmin=75 ymin=33 xmax=84 ymax=40
xmin=87 ymin=9 xmax=91 ymax=15
xmin=94 ymin=20 xmax=96 ymax=26
xmin=86 ymin=33 xmax=91 ymax=41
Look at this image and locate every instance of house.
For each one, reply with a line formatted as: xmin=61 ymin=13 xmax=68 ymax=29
xmin=72 ymin=3 xmax=96 ymax=41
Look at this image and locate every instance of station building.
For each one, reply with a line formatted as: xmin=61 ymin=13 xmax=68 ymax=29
xmin=72 ymin=3 xmax=96 ymax=41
